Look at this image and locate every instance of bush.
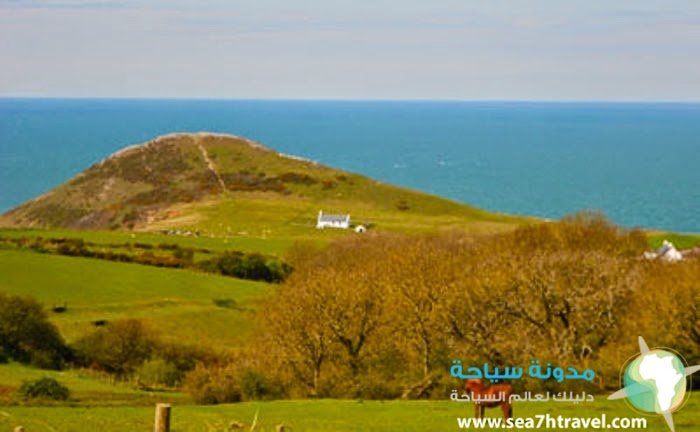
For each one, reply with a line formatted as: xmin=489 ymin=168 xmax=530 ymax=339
xmin=212 ymin=298 xmax=239 ymax=309
xmin=198 ymin=251 xmax=292 ymax=283
xmin=156 ymin=343 xmax=213 ymax=375
xmin=183 ymin=365 xmax=242 ymax=404
xmin=17 ymin=377 xmax=70 ymax=401
xmin=239 ymin=370 xmax=281 ymax=401
xmin=0 ymin=292 xmax=70 ymax=369
xmin=137 ymin=358 xmax=183 ymax=388
xmin=74 ymin=319 xmax=154 ymax=376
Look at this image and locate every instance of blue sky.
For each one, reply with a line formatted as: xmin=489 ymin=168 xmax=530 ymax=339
xmin=1 ymin=0 xmax=699 ymax=100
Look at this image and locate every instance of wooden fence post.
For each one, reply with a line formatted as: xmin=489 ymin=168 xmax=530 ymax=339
xmin=154 ymin=403 xmax=171 ymax=432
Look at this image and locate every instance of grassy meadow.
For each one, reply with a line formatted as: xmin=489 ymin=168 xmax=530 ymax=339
xmin=0 ymin=247 xmax=271 ymax=348
xmin=1 ymin=397 xmax=698 ymax=431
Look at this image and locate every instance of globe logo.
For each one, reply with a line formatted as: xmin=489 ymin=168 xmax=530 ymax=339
xmin=609 ymin=336 xmax=700 ymax=432
xmin=624 ymin=349 xmax=686 ymax=414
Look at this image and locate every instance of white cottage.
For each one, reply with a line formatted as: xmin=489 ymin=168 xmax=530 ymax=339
xmin=643 ymin=239 xmax=684 ymax=262
xmin=316 ymin=210 xmax=350 ymax=229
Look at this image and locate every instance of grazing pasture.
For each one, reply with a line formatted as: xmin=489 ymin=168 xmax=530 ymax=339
xmin=0 ymin=248 xmax=271 ymax=348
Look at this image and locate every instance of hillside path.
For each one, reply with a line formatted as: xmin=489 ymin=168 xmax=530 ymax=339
xmin=194 ymin=135 xmax=227 ymax=193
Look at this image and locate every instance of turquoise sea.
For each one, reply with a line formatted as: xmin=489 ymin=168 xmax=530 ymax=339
xmin=0 ymin=99 xmax=698 ymax=233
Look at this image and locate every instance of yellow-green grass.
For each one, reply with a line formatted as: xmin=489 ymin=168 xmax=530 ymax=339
xmin=648 ymin=232 xmax=700 ymax=250
xmin=0 ymin=227 xmax=279 ymax=255
xmin=146 ymin=192 xmax=524 ymax=244
xmin=0 ymin=363 xmax=184 ymax=406
xmin=0 ymin=249 xmax=271 ymax=348
xmin=0 ymin=397 xmax=698 ymax=431
xmin=1 ymin=184 xmax=528 ymax=259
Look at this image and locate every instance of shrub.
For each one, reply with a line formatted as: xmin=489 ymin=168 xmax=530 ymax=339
xmin=320 ymin=179 xmax=336 ymax=190
xmin=395 ymin=199 xmax=410 ymax=211
xmin=17 ymin=377 xmax=70 ymax=401
xmin=54 ymin=238 xmax=91 ymax=257
xmin=173 ymin=247 xmax=194 ymax=263
xmin=156 ymin=343 xmax=213 ymax=374
xmin=74 ymin=319 xmax=154 ymax=376
xmin=0 ymin=293 xmax=70 ymax=369
xmin=135 ymin=251 xmax=185 ymax=268
xmin=277 ymin=172 xmax=318 ymax=185
xmin=183 ymin=365 xmax=242 ymax=404
xmin=221 ymin=171 xmax=288 ymax=193
xmin=239 ymin=370 xmax=282 ymax=401
xmin=137 ymin=358 xmax=183 ymax=388
xmin=212 ymin=298 xmax=239 ymax=309
xmin=198 ymin=252 xmax=292 ymax=283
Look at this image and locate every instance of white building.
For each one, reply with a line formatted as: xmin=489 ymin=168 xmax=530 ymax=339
xmin=316 ymin=210 xmax=350 ymax=229
xmin=643 ymin=240 xmax=684 ymax=262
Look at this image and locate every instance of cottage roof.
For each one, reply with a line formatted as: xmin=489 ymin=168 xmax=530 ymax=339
xmin=319 ymin=213 xmax=350 ymax=223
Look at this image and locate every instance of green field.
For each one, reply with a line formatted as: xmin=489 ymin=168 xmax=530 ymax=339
xmin=648 ymin=232 xmax=700 ymax=250
xmin=0 ymin=248 xmax=271 ymax=347
xmin=0 ymin=363 xmax=184 ymax=406
xmin=1 ymin=397 xmax=698 ymax=431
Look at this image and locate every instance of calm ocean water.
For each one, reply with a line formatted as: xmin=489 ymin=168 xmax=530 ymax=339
xmin=1 ymin=99 xmax=698 ymax=232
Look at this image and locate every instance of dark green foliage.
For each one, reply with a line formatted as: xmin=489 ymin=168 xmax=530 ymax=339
xmin=240 ymin=370 xmax=279 ymax=400
xmin=173 ymin=247 xmax=194 ymax=264
xmin=278 ymin=172 xmax=318 ymax=185
xmin=0 ymin=234 xmax=292 ymax=283
xmin=0 ymin=293 xmax=70 ymax=369
xmin=221 ymin=170 xmax=288 ymax=193
xmin=212 ymin=298 xmax=239 ymax=309
xmin=135 ymin=251 xmax=185 ymax=268
xmin=93 ymin=251 xmax=133 ymax=262
xmin=51 ymin=304 xmax=67 ymax=313
xmin=74 ymin=321 xmax=211 ymax=382
xmin=198 ymin=251 xmax=292 ymax=282
xmin=17 ymin=377 xmax=70 ymax=401
xmin=53 ymin=238 xmax=90 ymax=256
xmin=157 ymin=243 xmax=181 ymax=250
xmin=137 ymin=358 xmax=183 ymax=388
xmin=157 ymin=342 xmax=213 ymax=376
xmin=73 ymin=319 xmax=154 ymax=376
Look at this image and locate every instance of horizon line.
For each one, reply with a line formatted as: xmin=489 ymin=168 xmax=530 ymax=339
xmin=2 ymin=96 xmax=700 ymax=104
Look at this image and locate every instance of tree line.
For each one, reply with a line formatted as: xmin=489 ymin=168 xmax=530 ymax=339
xmin=228 ymin=213 xmax=699 ymax=400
